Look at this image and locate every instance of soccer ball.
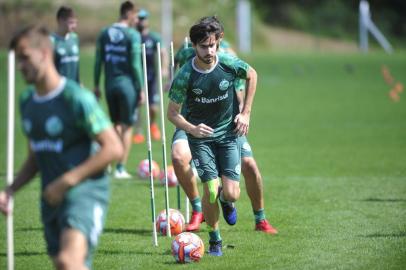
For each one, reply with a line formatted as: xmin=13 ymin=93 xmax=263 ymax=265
xmin=137 ymin=159 xmax=160 ymax=179
xmin=156 ymin=208 xmax=185 ymax=236
xmin=172 ymin=232 xmax=204 ymax=263
xmin=159 ymin=165 xmax=178 ymax=187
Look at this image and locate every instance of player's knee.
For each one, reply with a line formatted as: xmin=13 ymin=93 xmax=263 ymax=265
xmin=222 ymin=186 xmax=240 ymax=202
xmin=171 ymin=147 xmax=191 ymax=168
xmin=56 ymin=250 xmax=86 ymax=270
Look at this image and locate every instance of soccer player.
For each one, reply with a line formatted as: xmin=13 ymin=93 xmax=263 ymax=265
xmin=50 ymin=6 xmax=80 ymax=83
xmin=94 ymin=1 xmax=143 ymax=179
xmin=171 ymin=22 xmax=278 ymax=235
xmin=133 ymin=8 xmax=169 ymax=143
xmin=168 ymin=17 xmax=257 ymax=256
xmin=0 ymin=25 xmax=123 ymax=270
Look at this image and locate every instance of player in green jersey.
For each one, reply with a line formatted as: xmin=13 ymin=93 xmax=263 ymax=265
xmin=168 ymin=16 xmax=257 ymax=256
xmin=132 ymin=8 xmax=169 ymax=144
xmin=94 ymin=1 xmax=143 ymax=179
xmin=0 ymin=25 xmax=123 ymax=270
xmin=50 ymin=6 xmax=80 ymax=83
xmin=171 ymin=17 xmax=277 ymax=235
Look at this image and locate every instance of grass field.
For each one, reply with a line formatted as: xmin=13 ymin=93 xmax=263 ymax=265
xmin=0 ymin=50 xmax=406 ymax=269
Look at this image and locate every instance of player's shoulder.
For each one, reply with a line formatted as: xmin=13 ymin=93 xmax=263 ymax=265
xmin=69 ymin=32 xmax=79 ymax=41
xmin=218 ymin=52 xmax=247 ymax=67
xmin=19 ymin=87 xmax=35 ymax=106
xmin=62 ymin=79 xmax=97 ymax=105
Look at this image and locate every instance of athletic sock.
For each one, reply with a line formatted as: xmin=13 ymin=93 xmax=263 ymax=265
xmin=207 ymin=179 xmax=219 ymax=203
xmin=253 ymin=208 xmax=266 ymax=224
xmin=116 ymin=163 xmax=124 ymax=172
xmin=208 ymin=226 xmax=222 ymax=242
xmin=190 ymin=197 xmax=202 ymax=212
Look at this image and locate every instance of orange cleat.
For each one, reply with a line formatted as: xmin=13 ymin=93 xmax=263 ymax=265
xmin=133 ymin=133 xmax=145 ymax=144
xmin=150 ymin=123 xmax=161 ymax=141
xmin=255 ymin=219 xmax=278 ymax=235
xmin=185 ymin=211 xmax=204 ymax=232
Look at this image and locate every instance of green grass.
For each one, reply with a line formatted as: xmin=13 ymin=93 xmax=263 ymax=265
xmin=1 ymin=50 xmax=406 ymax=269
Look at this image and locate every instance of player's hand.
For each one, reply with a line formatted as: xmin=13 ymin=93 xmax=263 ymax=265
xmin=0 ymin=190 xmax=12 ymax=215
xmin=43 ymin=176 xmax=73 ymax=207
xmin=94 ymin=87 xmax=102 ymax=100
xmin=189 ymin=123 xmax=214 ymax=138
xmin=234 ymin=113 xmax=250 ymax=136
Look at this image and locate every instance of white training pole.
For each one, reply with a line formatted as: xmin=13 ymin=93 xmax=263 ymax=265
xmin=7 ymin=50 xmax=15 ymax=270
xmin=157 ymin=42 xmax=171 ymax=237
xmin=183 ymin=37 xmax=190 ymax=224
xmin=142 ymin=44 xmax=158 ymax=246
xmin=169 ymin=42 xmax=182 ymax=211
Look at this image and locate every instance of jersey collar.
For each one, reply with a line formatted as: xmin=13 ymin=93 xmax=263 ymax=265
xmin=192 ymin=55 xmax=218 ymax=74
xmin=112 ymin=22 xmax=128 ymax=28
xmin=33 ymin=77 xmax=66 ymax=103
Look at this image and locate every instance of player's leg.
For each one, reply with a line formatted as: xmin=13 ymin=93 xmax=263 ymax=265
xmin=218 ymin=137 xmax=241 ymax=226
xmin=240 ymin=136 xmax=278 ymax=234
xmin=171 ymin=129 xmax=203 ymax=231
xmin=189 ymin=141 xmax=222 ymax=256
xmin=132 ymin=107 xmax=145 ymax=144
xmin=114 ymin=79 xmax=137 ymax=178
xmin=148 ymin=77 xmax=161 ymax=141
xmin=55 ymin=229 xmax=88 ymax=270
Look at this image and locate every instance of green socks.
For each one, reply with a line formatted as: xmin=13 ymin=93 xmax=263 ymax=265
xmin=253 ymin=208 xmax=266 ymax=224
xmin=190 ymin=197 xmax=202 ymax=212
xmin=208 ymin=226 xmax=222 ymax=242
xmin=207 ymin=179 xmax=219 ymax=203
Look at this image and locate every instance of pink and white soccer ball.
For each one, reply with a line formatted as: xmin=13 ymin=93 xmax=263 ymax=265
xmin=159 ymin=165 xmax=178 ymax=187
xmin=171 ymin=232 xmax=205 ymax=263
xmin=137 ymin=159 xmax=160 ymax=179
xmin=156 ymin=208 xmax=185 ymax=236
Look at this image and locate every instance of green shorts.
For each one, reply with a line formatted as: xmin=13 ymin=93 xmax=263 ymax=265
xmin=42 ymin=176 xmax=110 ymax=268
xmin=238 ymin=135 xmax=253 ymax=158
xmin=171 ymin=128 xmax=188 ymax=146
xmin=188 ymin=136 xmax=241 ymax=183
xmin=105 ymin=77 xmax=139 ymax=125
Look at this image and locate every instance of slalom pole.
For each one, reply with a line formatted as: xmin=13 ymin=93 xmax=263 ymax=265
xmin=183 ymin=37 xmax=190 ymax=223
xmin=169 ymin=41 xmax=182 ymax=211
xmin=157 ymin=42 xmax=171 ymax=237
xmin=7 ymin=50 xmax=15 ymax=270
xmin=142 ymin=44 xmax=158 ymax=246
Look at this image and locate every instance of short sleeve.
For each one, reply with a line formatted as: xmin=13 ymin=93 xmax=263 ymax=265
xmin=168 ymin=64 xmax=191 ymax=104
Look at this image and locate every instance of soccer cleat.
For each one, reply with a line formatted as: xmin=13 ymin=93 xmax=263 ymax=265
xmin=208 ymin=240 xmax=223 ymax=256
xmin=114 ymin=169 xmax=132 ymax=179
xmin=218 ymin=187 xmax=237 ymax=225
xmin=255 ymin=219 xmax=278 ymax=235
xmin=150 ymin=123 xmax=161 ymax=141
xmin=133 ymin=133 xmax=145 ymax=144
xmin=185 ymin=211 xmax=204 ymax=232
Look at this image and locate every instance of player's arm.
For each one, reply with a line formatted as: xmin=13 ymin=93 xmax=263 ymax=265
xmin=234 ymin=66 xmax=257 ymax=136
xmin=0 ymin=146 xmax=38 ymax=215
xmin=43 ymin=127 xmax=123 ymax=206
xmin=131 ymin=33 xmax=144 ymax=90
xmin=93 ymin=32 xmax=103 ymax=98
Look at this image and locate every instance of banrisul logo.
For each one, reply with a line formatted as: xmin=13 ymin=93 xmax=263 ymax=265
xmin=219 ymin=79 xmax=230 ymax=91
xmin=192 ymin=88 xmax=203 ymax=95
xmin=45 ymin=116 xmax=63 ymax=136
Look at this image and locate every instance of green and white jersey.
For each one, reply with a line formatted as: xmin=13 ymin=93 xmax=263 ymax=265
xmin=19 ymin=78 xmax=112 ymax=191
xmin=169 ymin=53 xmax=249 ymax=142
xmin=50 ymin=32 xmax=80 ymax=83
xmin=94 ymin=23 xmax=143 ymax=90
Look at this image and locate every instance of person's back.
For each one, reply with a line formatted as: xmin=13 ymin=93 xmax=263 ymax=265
xmin=96 ymin=24 xmax=142 ymax=89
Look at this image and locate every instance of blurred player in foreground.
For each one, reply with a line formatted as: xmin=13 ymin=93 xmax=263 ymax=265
xmin=0 ymin=25 xmax=123 ymax=269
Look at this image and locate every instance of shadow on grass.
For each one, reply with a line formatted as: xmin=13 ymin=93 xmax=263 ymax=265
xmin=0 ymin=251 xmax=46 ymax=257
xmin=17 ymin=227 xmax=42 ymax=232
xmin=97 ymin=249 xmax=169 ymax=256
xmin=103 ymin=227 xmax=152 ymax=236
xmin=362 ymin=198 xmax=406 ymax=202
xmin=362 ymin=232 xmax=406 ymax=238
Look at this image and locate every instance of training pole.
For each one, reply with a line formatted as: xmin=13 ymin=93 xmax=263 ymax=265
xmin=169 ymin=42 xmax=182 ymax=211
xmin=183 ymin=37 xmax=190 ymax=223
xmin=142 ymin=44 xmax=158 ymax=246
xmin=7 ymin=50 xmax=15 ymax=270
xmin=157 ymin=43 xmax=171 ymax=237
